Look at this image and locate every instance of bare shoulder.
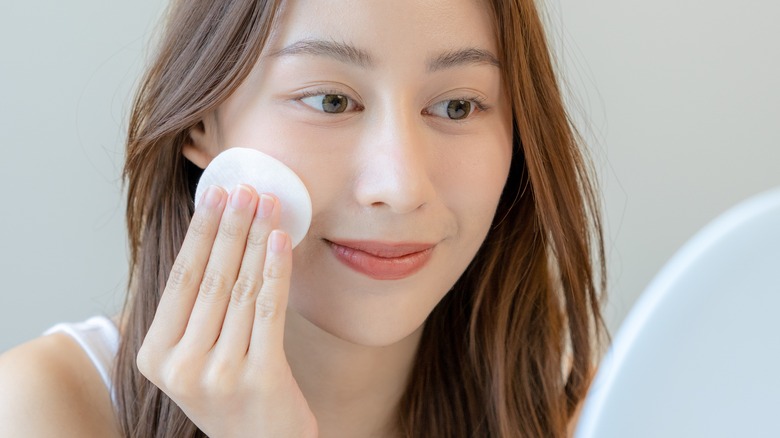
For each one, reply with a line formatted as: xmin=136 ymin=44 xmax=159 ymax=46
xmin=0 ymin=333 xmax=121 ymax=437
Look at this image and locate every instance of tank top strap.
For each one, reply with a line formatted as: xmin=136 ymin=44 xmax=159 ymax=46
xmin=43 ymin=315 xmax=120 ymax=408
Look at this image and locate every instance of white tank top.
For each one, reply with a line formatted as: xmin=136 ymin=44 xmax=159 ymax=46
xmin=43 ymin=315 xmax=120 ymax=407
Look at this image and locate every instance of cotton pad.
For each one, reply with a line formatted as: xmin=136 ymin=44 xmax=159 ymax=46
xmin=194 ymin=147 xmax=312 ymax=248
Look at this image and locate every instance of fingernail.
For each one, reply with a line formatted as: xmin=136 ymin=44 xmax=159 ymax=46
xmin=258 ymin=194 xmax=274 ymax=218
xmin=201 ymin=185 xmax=223 ymax=209
xmin=230 ymin=185 xmax=252 ymax=210
xmin=270 ymin=230 xmax=288 ymax=253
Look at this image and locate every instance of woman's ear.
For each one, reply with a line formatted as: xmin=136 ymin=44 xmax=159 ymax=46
xmin=182 ymin=115 xmax=220 ymax=169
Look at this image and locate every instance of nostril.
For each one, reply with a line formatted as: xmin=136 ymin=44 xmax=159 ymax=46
xmin=356 ymin=179 xmax=431 ymax=215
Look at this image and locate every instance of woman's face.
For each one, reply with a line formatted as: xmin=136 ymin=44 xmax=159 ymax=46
xmin=193 ymin=0 xmax=512 ymax=346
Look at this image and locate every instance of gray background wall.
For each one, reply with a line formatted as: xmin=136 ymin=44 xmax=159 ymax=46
xmin=1 ymin=1 xmax=778 ymax=352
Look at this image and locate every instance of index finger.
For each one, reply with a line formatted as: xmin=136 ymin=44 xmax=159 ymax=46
xmin=144 ymin=186 xmax=226 ymax=349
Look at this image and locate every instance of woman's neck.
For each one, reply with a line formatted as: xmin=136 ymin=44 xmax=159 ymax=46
xmin=283 ymin=310 xmax=423 ymax=438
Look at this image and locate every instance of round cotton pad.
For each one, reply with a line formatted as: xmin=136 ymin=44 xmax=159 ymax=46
xmin=194 ymin=147 xmax=312 ymax=248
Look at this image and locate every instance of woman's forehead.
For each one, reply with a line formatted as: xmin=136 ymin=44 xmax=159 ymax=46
xmin=265 ymin=0 xmax=499 ymax=67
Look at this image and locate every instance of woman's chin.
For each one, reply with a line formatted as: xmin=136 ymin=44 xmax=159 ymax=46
xmin=286 ymin=296 xmax=428 ymax=349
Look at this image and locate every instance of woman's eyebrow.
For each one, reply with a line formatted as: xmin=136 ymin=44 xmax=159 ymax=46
xmin=268 ymin=39 xmax=374 ymax=68
xmin=427 ymin=48 xmax=500 ymax=72
xmin=268 ymin=38 xmax=500 ymax=72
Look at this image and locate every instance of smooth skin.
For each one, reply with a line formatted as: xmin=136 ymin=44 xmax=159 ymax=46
xmin=0 ymin=0 xmax=588 ymax=436
xmin=135 ymin=186 xmax=318 ymax=437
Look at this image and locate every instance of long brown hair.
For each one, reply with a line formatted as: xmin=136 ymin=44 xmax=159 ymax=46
xmin=117 ymin=0 xmax=607 ymax=436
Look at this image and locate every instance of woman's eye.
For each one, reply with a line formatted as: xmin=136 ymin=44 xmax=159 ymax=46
xmin=426 ymin=99 xmax=476 ymax=120
xmin=300 ymin=94 xmax=352 ymax=113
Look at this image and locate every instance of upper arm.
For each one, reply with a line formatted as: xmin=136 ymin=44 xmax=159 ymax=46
xmin=0 ymin=335 xmax=118 ymax=437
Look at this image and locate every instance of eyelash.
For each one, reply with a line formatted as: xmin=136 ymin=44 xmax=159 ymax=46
xmin=295 ymin=89 xmax=490 ymax=121
xmin=297 ymin=88 xmax=364 ymax=112
xmin=423 ymin=95 xmax=489 ymax=120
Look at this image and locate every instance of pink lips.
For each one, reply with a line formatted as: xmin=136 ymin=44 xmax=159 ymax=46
xmin=327 ymin=239 xmax=435 ymax=280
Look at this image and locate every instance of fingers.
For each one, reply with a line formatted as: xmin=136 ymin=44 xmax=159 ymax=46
xmin=143 ymin=185 xmax=227 ymax=350
xmin=141 ymin=181 xmax=292 ymax=377
xmin=180 ymin=184 xmax=260 ymax=351
xmin=214 ymin=194 xmax=280 ymax=360
xmin=247 ymin=229 xmax=292 ymax=364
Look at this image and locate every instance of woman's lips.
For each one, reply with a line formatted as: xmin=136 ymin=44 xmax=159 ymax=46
xmin=326 ymin=239 xmax=435 ymax=280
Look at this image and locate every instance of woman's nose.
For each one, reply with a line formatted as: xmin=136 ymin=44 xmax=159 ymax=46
xmin=353 ymin=111 xmax=436 ymax=214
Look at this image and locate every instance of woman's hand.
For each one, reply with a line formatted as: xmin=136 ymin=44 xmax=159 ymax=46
xmin=136 ymin=184 xmax=318 ymax=438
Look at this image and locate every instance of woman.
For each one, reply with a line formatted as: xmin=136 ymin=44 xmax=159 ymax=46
xmin=0 ymin=0 xmax=606 ymax=436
